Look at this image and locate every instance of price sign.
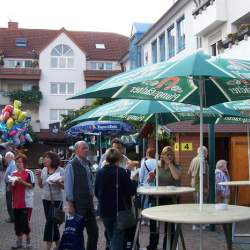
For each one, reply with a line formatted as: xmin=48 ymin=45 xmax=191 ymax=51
xmin=181 ymin=143 xmax=193 ymax=151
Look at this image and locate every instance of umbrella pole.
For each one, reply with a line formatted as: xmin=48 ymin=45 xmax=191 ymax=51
xmin=199 ymin=77 xmax=204 ymax=211
xmin=155 ymin=113 xmax=159 ymax=187
xmin=99 ymin=133 xmax=102 ymax=158
xmin=247 ymin=123 xmax=250 ymax=180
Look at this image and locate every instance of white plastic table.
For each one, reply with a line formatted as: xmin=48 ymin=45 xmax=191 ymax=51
xmin=219 ymin=180 xmax=250 ymax=243
xmin=133 ymin=186 xmax=195 ymax=250
xmin=142 ymin=203 xmax=250 ymax=250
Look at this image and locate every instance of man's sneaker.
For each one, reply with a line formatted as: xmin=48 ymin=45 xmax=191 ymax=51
xmin=26 ymin=238 xmax=32 ymax=249
xmin=11 ymin=240 xmax=23 ymax=249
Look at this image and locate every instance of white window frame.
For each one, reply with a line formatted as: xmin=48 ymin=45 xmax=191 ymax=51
xmin=89 ymin=61 xmax=113 ymax=70
xmin=50 ymin=82 xmax=75 ymax=95
xmin=5 ymin=59 xmax=33 ymax=68
xmin=50 ymin=44 xmax=74 ymax=69
xmin=49 ymin=109 xmax=73 ymax=122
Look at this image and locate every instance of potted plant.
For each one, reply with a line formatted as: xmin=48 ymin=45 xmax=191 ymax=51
xmin=217 ymin=40 xmax=223 ymax=52
xmin=222 ymin=33 xmax=237 ymax=49
xmin=0 ymin=50 xmax=4 ymax=67
xmin=238 ymin=24 xmax=250 ymax=41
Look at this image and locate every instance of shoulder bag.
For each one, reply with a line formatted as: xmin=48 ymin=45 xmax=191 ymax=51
xmin=116 ymin=167 xmax=136 ymax=230
xmin=49 ymin=184 xmax=65 ymax=225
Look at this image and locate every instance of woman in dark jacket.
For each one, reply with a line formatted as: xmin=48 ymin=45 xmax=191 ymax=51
xmin=95 ymin=148 xmax=136 ymax=250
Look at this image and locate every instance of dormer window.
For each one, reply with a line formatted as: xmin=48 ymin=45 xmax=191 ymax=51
xmin=95 ymin=43 xmax=105 ymax=49
xmin=16 ymin=38 xmax=27 ymax=47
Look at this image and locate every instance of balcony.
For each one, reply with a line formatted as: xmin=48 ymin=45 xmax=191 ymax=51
xmin=0 ymin=67 xmax=41 ymax=80
xmin=193 ymin=0 xmax=227 ymax=36
xmin=84 ymin=70 xmax=122 ymax=86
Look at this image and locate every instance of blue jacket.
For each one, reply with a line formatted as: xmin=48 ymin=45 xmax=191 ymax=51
xmin=95 ymin=164 xmax=136 ymax=218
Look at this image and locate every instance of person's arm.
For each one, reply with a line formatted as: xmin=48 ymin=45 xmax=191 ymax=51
xmin=16 ymin=177 xmax=33 ymax=188
xmin=64 ymin=163 xmax=75 ymax=214
xmin=168 ymin=163 xmax=181 ymax=180
xmin=121 ymin=169 xmax=137 ymax=196
xmin=94 ymin=170 xmax=100 ymax=199
xmin=36 ymin=169 xmax=43 ymax=188
xmin=139 ymin=161 xmax=145 ymax=185
xmin=53 ymin=167 xmax=64 ymax=189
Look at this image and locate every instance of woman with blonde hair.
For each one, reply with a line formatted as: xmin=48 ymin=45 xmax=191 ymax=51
xmin=147 ymin=146 xmax=181 ymax=250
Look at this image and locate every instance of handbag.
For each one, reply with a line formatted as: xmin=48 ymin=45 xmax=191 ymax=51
xmin=49 ymin=184 xmax=65 ymax=224
xmin=52 ymin=206 xmax=65 ymax=225
xmin=116 ymin=168 xmax=136 ymax=230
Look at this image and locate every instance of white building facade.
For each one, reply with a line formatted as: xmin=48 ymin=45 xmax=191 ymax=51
xmin=136 ymin=0 xmax=250 ymax=66
xmin=39 ymin=32 xmax=86 ymax=129
xmin=0 ymin=23 xmax=128 ymax=138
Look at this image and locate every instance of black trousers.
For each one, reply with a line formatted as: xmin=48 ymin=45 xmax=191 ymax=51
xmin=13 ymin=208 xmax=30 ymax=236
xmin=42 ymin=199 xmax=62 ymax=242
xmin=147 ymin=197 xmax=177 ymax=249
xmin=6 ymin=188 xmax=14 ymax=220
xmin=81 ymin=207 xmax=99 ymax=250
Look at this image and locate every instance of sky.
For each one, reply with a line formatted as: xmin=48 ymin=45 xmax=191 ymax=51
xmin=0 ymin=0 xmax=174 ymax=37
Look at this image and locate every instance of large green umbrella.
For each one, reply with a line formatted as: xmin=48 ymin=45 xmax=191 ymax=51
xmin=73 ymin=99 xmax=242 ymax=124
xmin=70 ymin=51 xmax=250 ymax=207
xmin=72 ymin=99 xmax=244 ymax=186
xmin=71 ymin=51 xmax=250 ymax=106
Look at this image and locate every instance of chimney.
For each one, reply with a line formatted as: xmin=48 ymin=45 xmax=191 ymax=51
xmin=8 ymin=22 xmax=18 ymax=30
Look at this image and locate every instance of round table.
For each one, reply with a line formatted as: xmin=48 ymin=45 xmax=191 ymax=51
xmin=134 ymin=186 xmax=195 ymax=250
xmin=142 ymin=204 xmax=250 ymax=250
xmin=137 ymin=186 xmax=195 ymax=196
xmin=219 ymin=180 xmax=250 ymax=243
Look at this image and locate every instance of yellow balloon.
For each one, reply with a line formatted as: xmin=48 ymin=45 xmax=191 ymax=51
xmin=13 ymin=100 xmax=22 ymax=120
xmin=6 ymin=117 xmax=14 ymax=129
xmin=17 ymin=112 xmax=26 ymax=123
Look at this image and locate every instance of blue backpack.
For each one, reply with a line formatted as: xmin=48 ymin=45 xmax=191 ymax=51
xmin=58 ymin=214 xmax=85 ymax=250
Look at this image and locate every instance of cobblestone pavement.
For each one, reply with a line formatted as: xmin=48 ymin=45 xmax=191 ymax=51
xmin=0 ymin=174 xmax=249 ymax=250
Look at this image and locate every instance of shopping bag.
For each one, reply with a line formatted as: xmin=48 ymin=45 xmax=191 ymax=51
xmin=58 ymin=214 xmax=85 ymax=250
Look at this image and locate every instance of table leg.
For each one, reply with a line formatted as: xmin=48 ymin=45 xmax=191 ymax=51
xmin=170 ymin=224 xmax=185 ymax=250
xmin=222 ymin=223 xmax=232 ymax=250
xmin=132 ymin=210 xmax=142 ymax=250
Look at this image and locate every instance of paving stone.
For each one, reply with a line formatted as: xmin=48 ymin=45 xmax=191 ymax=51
xmin=0 ymin=177 xmax=249 ymax=250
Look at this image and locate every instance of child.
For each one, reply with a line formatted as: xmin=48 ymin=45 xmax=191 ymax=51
xmin=10 ymin=154 xmax=35 ymax=249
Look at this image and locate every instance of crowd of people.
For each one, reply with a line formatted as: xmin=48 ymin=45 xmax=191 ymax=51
xmin=0 ymin=138 xmax=230 ymax=250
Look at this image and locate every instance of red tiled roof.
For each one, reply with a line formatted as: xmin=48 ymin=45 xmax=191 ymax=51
xmin=0 ymin=26 xmax=129 ymax=60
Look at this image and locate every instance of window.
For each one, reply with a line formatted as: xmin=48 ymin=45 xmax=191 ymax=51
xmin=95 ymin=43 xmax=105 ymax=49
xmin=50 ymin=82 xmax=75 ymax=95
xmin=211 ymin=43 xmax=217 ymax=56
xmin=16 ymin=38 xmax=27 ymax=47
xmin=159 ymin=33 xmax=166 ymax=62
xmin=89 ymin=62 xmax=113 ymax=70
xmin=50 ymin=44 xmax=74 ymax=69
xmin=177 ymin=16 xmax=185 ymax=52
xmin=5 ymin=59 xmax=33 ymax=68
xmin=50 ymin=109 xmax=73 ymax=122
xmin=196 ymin=36 xmax=202 ymax=49
xmin=106 ymin=63 xmax=112 ymax=70
xmin=167 ymin=25 xmax=175 ymax=59
xmin=151 ymin=40 xmax=157 ymax=64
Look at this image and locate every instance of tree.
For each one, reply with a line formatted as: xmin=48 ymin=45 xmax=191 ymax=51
xmin=61 ymin=98 xmax=111 ymax=131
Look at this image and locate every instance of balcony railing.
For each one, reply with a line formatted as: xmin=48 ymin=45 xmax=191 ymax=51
xmin=0 ymin=67 xmax=41 ymax=80
xmin=193 ymin=0 xmax=226 ymax=36
xmin=192 ymin=0 xmax=215 ymax=17
xmin=84 ymin=70 xmax=122 ymax=84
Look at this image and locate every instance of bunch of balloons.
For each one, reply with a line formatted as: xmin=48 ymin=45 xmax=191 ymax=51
xmin=0 ymin=100 xmax=33 ymax=147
